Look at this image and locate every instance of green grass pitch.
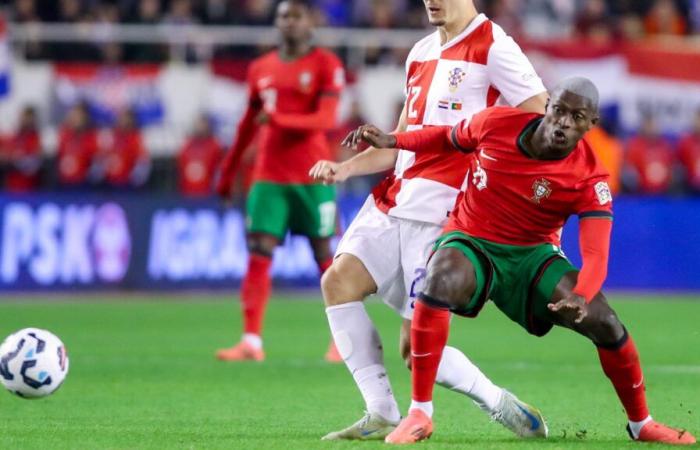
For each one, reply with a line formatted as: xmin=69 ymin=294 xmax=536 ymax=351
xmin=0 ymin=295 xmax=698 ymax=449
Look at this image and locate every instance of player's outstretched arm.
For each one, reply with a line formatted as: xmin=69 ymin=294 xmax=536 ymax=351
xmin=548 ymin=217 xmax=612 ymax=322
xmin=309 ymin=104 xmax=409 ymax=184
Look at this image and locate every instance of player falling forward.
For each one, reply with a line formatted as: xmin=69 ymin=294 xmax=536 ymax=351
xmin=310 ymin=0 xmax=549 ymax=441
xmin=216 ymin=0 xmax=344 ymax=362
xmin=349 ymin=77 xmax=696 ymax=445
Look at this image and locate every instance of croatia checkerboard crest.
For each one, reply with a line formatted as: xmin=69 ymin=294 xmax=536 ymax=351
xmin=448 ymin=67 xmax=466 ymax=92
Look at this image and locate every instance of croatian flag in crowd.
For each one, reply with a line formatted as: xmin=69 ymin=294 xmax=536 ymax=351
xmin=53 ymin=64 xmax=164 ymax=126
xmin=0 ymin=16 xmax=11 ymax=99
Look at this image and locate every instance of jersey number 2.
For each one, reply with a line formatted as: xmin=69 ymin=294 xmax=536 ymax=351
xmin=407 ymin=86 xmax=422 ymax=119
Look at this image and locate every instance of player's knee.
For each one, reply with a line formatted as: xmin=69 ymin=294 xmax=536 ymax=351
xmin=591 ymin=311 xmax=625 ymax=345
xmin=423 ymin=255 xmax=472 ymax=310
xmin=321 ymin=264 xmax=363 ymax=306
xmin=246 ymin=234 xmax=277 ymax=257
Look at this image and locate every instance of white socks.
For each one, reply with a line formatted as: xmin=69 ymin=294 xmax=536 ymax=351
xmin=242 ymin=333 xmax=262 ymax=350
xmin=326 ymin=302 xmax=401 ymax=423
xmin=628 ymin=416 xmax=653 ymax=439
xmin=435 ymin=345 xmax=503 ymax=412
xmin=409 ymin=400 xmax=434 ymax=417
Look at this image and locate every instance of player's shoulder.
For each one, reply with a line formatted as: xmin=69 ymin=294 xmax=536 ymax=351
xmin=249 ymin=50 xmax=277 ymax=71
xmin=574 ymin=137 xmax=610 ymax=177
xmin=477 ymin=106 xmax=540 ymax=131
xmin=311 ymin=47 xmax=343 ymax=66
xmin=406 ymin=31 xmax=439 ymax=64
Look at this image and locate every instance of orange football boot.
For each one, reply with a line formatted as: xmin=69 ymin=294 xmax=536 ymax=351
xmin=324 ymin=340 xmax=343 ymax=363
xmin=385 ymin=409 xmax=433 ymax=444
xmin=633 ymin=421 xmax=696 ymax=445
xmin=216 ymin=341 xmax=265 ymax=362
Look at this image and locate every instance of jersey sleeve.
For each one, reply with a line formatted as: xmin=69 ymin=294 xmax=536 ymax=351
xmin=318 ymin=51 xmax=345 ymax=97
xmin=449 ymin=108 xmax=490 ymax=153
xmin=486 ymin=33 xmax=546 ymax=107
xmin=574 ymin=157 xmax=614 ymax=220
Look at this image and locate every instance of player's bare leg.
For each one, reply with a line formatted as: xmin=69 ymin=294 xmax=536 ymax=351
xmin=388 ymin=248 xmax=547 ymax=444
xmin=546 ymin=273 xmax=696 ymax=445
xmin=309 ymin=237 xmax=343 ymax=363
xmin=321 ymin=253 xmax=402 ymax=440
xmin=216 ymin=233 xmax=278 ymax=362
xmin=399 ymin=319 xmax=547 ymax=439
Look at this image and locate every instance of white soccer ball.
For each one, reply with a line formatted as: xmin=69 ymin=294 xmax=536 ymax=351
xmin=0 ymin=328 xmax=69 ymax=399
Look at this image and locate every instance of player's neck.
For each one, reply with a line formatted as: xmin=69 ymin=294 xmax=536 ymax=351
xmin=437 ymin=8 xmax=478 ymax=45
xmin=279 ymin=41 xmax=312 ymax=61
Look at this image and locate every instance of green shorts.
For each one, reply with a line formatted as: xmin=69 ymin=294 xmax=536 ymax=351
xmin=246 ymin=181 xmax=337 ymax=239
xmin=433 ymin=231 xmax=579 ymax=336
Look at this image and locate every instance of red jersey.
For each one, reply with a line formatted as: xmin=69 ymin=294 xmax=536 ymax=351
xmin=396 ymin=107 xmax=613 ymax=246
xmin=244 ymin=47 xmax=344 ymax=184
xmin=625 ymin=135 xmax=673 ymax=194
xmin=57 ymin=127 xmax=98 ymax=185
xmin=178 ymin=136 xmax=222 ymax=196
xmin=1 ymin=129 xmax=41 ymax=191
xmin=100 ymin=128 xmax=146 ymax=186
xmin=678 ymin=133 xmax=700 ymax=189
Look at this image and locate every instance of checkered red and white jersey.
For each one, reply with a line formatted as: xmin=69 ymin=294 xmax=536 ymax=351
xmin=371 ymin=14 xmax=545 ymax=225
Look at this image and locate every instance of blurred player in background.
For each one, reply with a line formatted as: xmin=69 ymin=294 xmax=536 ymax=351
xmin=215 ymin=0 xmax=344 ymax=362
xmin=353 ymin=77 xmax=695 ymax=446
xmin=310 ymin=0 xmax=549 ymax=440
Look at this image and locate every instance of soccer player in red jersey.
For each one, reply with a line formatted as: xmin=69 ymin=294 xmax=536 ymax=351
xmin=347 ymin=77 xmax=696 ymax=445
xmin=215 ymin=0 xmax=344 ymax=362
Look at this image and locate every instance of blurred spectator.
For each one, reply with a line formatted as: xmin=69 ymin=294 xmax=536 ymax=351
xmin=0 ymin=106 xmax=42 ymax=192
xmin=586 ymin=124 xmax=624 ymax=194
xmin=97 ymin=109 xmax=149 ymax=189
xmin=677 ymin=110 xmax=700 ymax=192
xmin=125 ymin=0 xmax=167 ymax=62
xmin=162 ymin=0 xmax=202 ymax=63
xmin=234 ymin=0 xmax=276 ymax=26
xmin=624 ymin=114 xmax=674 ymax=194
xmin=56 ymin=103 xmax=99 ymax=187
xmin=644 ymin=0 xmax=688 ymax=36
xmin=12 ymin=0 xmax=46 ymax=60
xmin=177 ymin=115 xmax=222 ymax=196
xmin=574 ymin=0 xmax=615 ymax=43
xmin=487 ymin=0 xmax=524 ymax=39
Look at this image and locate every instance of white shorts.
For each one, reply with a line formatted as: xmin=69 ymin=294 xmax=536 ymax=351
xmin=335 ymin=196 xmax=443 ymax=319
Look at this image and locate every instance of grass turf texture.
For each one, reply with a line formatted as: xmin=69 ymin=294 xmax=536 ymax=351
xmin=0 ymin=295 xmax=698 ymax=449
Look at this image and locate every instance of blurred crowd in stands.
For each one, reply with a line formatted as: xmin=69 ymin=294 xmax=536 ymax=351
xmin=4 ymin=0 xmax=700 ymax=62
xmin=1 ymin=0 xmax=700 ymax=197
xmin=2 ymin=100 xmax=700 ymax=197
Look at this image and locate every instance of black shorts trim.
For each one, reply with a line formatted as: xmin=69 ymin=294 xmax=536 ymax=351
xmin=526 ymin=255 xmax=563 ymax=337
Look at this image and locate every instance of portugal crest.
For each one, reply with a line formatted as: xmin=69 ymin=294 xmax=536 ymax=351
xmin=531 ymin=178 xmax=552 ymax=204
xmin=447 ymin=67 xmax=466 ymax=92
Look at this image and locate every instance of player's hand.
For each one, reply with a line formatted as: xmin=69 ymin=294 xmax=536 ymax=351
xmin=309 ymin=160 xmax=350 ymax=185
xmin=342 ymin=125 xmax=397 ymax=150
xmin=548 ymin=293 xmax=588 ymax=324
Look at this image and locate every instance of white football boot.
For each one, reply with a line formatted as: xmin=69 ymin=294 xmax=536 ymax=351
xmin=322 ymin=411 xmax=399 ymax=440
xmin=486 ymin=390 xmax=548 ymax=438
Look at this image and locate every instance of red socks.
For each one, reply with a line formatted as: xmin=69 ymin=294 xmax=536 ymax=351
xmin=317 ymin=257 xmax=333 ymax=274
xmin=411 ymin=300 xmax=451 ymax=402
xmin=241 ymin=254 xmax=273 ymax=335
xmin=597 ymin=333 xmax=650 ymax=421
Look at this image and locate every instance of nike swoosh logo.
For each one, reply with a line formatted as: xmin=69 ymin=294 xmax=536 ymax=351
xmin=480 ymin=149 xmax=497 ymax=161
xmin=632 ymin=377 xmax=644 ymax=389
xmin=411 ymin=352 xmax=432 ymax=358
xmin=258 ymin=76 xmax=273 ymax=88
xmin=408 ymin=74 xmax=420 ymax=85
xmin=361 ymin=429 xmax=378 ymax=436
xmin=515 ymin=404 xmax=541 ymax=431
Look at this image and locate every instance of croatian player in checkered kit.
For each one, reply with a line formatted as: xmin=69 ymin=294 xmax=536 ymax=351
xmin=309 ymin=0 xmax=549 ymax=441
